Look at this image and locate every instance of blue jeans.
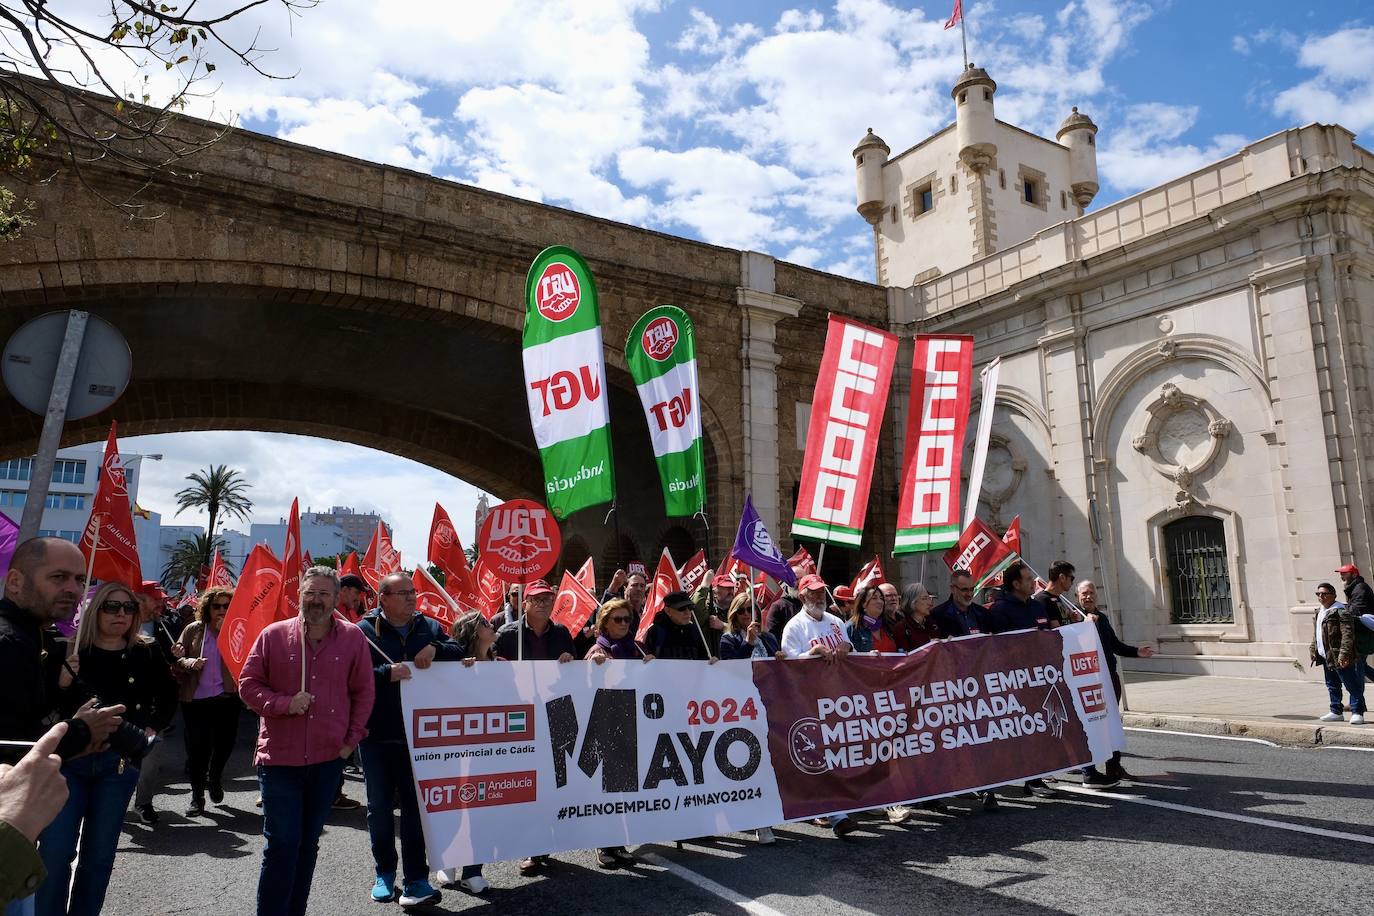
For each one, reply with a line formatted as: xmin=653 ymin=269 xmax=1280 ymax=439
xmin=359 ymin=741 xmax=429 ymax=883
xmin=4 ymin=896 xmax=34 ymax=916
xmin=1321 ymin=658 xmax=1368 ymax=715
xmin=36 ymin=750 xmax=140 ymax=916
xmin=257 ymin=758 xmax=345 ymax=916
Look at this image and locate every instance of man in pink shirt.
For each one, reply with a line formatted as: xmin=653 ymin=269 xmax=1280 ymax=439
xmin=239 ymin=566 xmax=375 ymax=916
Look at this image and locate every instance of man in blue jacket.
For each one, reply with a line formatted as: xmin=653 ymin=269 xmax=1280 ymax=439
xmin=357 ymin=572 xmax=464 ymax=908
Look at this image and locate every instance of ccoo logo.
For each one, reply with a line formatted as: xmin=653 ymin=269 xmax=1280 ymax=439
xmin=535 ymin=263 xmax=581 ymax=322
xmin=642 ymin=316 xmax=679 ymax=361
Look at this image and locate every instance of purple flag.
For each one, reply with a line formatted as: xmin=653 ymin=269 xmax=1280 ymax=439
xmin=730 ymin=494 xmax=797 ymax=588
xmin=0 ymin=512 xmax=17 ymax=578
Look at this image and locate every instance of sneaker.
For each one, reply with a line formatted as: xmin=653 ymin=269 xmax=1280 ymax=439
xmin=595 ymin=848 xmax=620 ymax=868
xmin=518 ymin=855 xmax=545 ymax=876
xmin=332 ymin=793 xmax=362 ymax=810
xmin=434 ymin=869 xmax=457 ymax=888
xmin=1352 ymin=714 xmax=1366 ymax=725
xmin=1082 ymin=771 xmax=1120 ymax=789
xmin=1105 ymin=762 xmax=1135 ymax=782
xmin=831 ymin=817 xmax=857 ymax=837
xmin=371 ymin=874 xmax=397 ymax=903
xmin=1025 ymin=779 xmax=1060 ymax=799
xmin=208 ymin=782 xmax=224 ymax=805
xmin=610 ymin=846 xmax=637 ymax=864
xmin=459 ymin=875 xmax=489 ymax=895
xmin=755 ymin=827 xmax=776 ymax=845
xmin=186 ymin=798 xmax=206 ymax=817
xmin=398 ymin=880 xmax=441 ymax=908
xmin=1319 ymin=712 xmax=1343 ymax=722
xmin=135 ymin=803 xmax=159 ymax=825
xmin=981 ymin=791 xmax=1000 ymax=811
xmin=886 ymin=805 xmax=914 ymax=824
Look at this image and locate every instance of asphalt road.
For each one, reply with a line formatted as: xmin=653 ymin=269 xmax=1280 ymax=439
xmin=101 ymin=713 xmax=1372 ymax=915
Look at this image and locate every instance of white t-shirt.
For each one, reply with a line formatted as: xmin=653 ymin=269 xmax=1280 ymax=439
xmin=781 ymin=610 xmax=852 ymax=658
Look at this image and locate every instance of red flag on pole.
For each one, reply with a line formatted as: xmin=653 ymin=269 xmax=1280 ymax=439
xmin=78 ymin=422 xmax=142 ymax=587
xmin=217 ymin=544 xmax=283 ymax=681
xmin=476 ymin=565 xmax=505 ymax=621
xmin=944 ymin=0 xmax=963 ymax=29
xmin=849 ymin=556 xmax=887 ymax=595
xmin=551 ymin=570 xmax=599 ymax=635
xmin=340 ymin=551 xmax=364 ymax=582
xmin=208 ymin=549 xmax=234 ymax=588
xmin=428 ymin=503 xmax=472 ymax=584
xmin=413 ymin=565 xmax=458 ymax=628
xmin=981 ymin=518 xmax=1023 ymax=588
xmin=275 ymin=498 xmax=303 ymax=621
xmin=942 ymin=518 xmax=1018 ymax=589
xmin=574 ymin=556 xmax=596 ymax=595
xmin=362 ymin=521 xmax=400 ymax=591
xmin=636 ymin=548 xmax=682 ymax=643
xmin=787 ymin=546 xmax=817 ymax=578
xmin=753 ymin=571 xmax=780 ymax=609
xmin=677 ymin=549 xmax=709 ymax=592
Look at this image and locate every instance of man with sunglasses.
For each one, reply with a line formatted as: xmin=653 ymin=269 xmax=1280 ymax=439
xmin=356 ymin=573 xmax=463 ymax=907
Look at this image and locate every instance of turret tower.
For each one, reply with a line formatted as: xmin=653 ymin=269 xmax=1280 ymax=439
xmin=853 ymin=128 xmax=891 ymax=225
xmin=1057 ymin=106 xmax=1100 ymax=209
xmin=952 ymin=65 xmax=997 ymax=173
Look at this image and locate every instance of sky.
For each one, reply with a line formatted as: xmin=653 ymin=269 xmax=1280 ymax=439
xmin=29 ymin=0 xmax=1374 ymax=564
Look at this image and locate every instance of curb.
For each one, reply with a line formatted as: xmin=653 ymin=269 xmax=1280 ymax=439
xmin=1121 ymin=712 xmax=1374 ymax=748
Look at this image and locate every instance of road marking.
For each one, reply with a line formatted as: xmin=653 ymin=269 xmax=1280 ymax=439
xmin=1124 ymin=727 xmax=1278 ymax=747
xmin=1317 ymin=744 xmax=1374 ymax=753
xmin=641 ymin=851 xmax=791 ymax=916
xmin=1058 ymin=785 xmax=1374 ymax=845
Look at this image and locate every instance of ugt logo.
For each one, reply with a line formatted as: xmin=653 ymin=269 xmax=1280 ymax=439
xmin=642 ymin=316 xmax=679 ymax=361
xmin=488 ymin=505 xmax=553 ymax=561
xmin=535 ymin=263 xmax=581 ymax=321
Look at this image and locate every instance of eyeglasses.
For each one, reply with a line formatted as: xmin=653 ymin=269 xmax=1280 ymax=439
xmin=1316 ymin=592 xmax=1335 ymax=598
xmin=210 ymin=602 xmax=231 ymax=610
xmin=384 ymin=589 xmax=417 ymax=597
xmin=100 ymin=600 xmax=138 ymax=615
xmin=608 ymin=616 xmax=631 ymax=624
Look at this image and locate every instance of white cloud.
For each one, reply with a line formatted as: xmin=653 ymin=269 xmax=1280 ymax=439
xmin=1272 ymin=27 xmax=1374 ymax=133
xmin=1098 ymin=103 xmax=1247 ymax=193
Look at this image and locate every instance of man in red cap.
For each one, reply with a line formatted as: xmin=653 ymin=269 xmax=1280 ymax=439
xmin=491 ymin=578 xmax=576 ymax=875
xmin=832 ymin=585 xmax=855 ymax=620
xmin=1330 ymin=564 xmax=1373 ymax=724
xmin=692 ymin=573 xmax=737 ymax=655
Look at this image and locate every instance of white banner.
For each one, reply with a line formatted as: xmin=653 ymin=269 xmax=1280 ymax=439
xmin=963 ymin=357 xmax=1002 ymax=529
xmin=521 ymin=326 xmax=612 ymax=449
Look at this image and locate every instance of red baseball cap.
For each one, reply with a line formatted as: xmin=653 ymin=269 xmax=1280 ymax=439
xmin=137 ymin=580 xmax=168 ymax=599
xmin=1335 ymin=564 xmax=1360 ymax=575
xmin=523 ymin=579 xmax=554 ymax=598
xmin=833 ymin=585 xmax=855 ymax=602
xmin=711 ymin=573 xmax=737 ymax=588
xmin=797 ymin=573 xmax=827 ymax=593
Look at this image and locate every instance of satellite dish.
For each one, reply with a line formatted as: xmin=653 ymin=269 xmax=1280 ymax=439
xmin=2 ymin=311 xmax=132 ymax=419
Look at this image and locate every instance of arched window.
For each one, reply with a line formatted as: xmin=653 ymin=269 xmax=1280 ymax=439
xmin=1163 ymin=516 xmax=1232 ymax=623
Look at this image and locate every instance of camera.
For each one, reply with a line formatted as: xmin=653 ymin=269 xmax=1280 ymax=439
xmin=55 ymin=700 xmax=159 ymax=765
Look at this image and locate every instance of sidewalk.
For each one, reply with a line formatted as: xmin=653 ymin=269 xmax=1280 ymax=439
xmin=1120 ymin=671 xmax=1374 ymax=747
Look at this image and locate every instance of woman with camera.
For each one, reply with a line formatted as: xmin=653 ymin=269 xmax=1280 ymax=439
xmin=39 ymin=581 xmax=178 ymax=916
xmin=172 ymin=586 xmax=240 ymax=817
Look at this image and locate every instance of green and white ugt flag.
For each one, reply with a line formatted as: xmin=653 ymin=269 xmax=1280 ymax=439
xmin=625 ymin=306 xmax=705 ymax=517
xmin=523 ymin=246 xmax=615 ymax=519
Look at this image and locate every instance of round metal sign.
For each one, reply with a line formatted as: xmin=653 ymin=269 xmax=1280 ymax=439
xmin=2 ymin=311 xmax=132 ymax=419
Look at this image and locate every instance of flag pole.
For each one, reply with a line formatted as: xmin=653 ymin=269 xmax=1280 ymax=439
xmin=960 ymin=11 xmax=969 ymax=69
xmin=83 ymin=519 xmax=101 ymax=590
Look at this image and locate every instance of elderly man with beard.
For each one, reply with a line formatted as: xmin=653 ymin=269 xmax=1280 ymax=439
xmin=780 ymin=574 xmax=856 ymax=837
xmin=239 ymin=567 xmax=375 ymax=916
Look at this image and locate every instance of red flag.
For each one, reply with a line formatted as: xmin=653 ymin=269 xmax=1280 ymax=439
xmin=791 ymin=316 xmax=898 ymax=548
xmin=208 ymin=549 xmax=234 ymax=588
xmin=476 ymin=565 xmax=505 ymax=621
xmin=574 ymin=556 xmax=596 ymax=594
xmin=943 ymin=518 xmax=1018 ymax=588
xmin=78 ymin=422 xmax=142 ymax=586
xmin=1002 ymin=516 xmax=1022 ymax=555
xmin=362 ymin=521 xmax=400 ymax=591
xmin=177 ymin=581 xmax=199 ymax=610
xmin=787 ymin=546 xmax=816 ymax=577
xmin=754 ymin=571 xmax=780 ymax=609
xmin=636 ymin=548 xmax=682 ymax=643
xmin=944 ymin=0 xmax=962 ymax=30
xmin=275 ymin=498 xmax=303 ymax=621
xmin=428 ymin=503 xmax=472 ymax=583
xmin=551 ymin=570 xmax=599 ymax=635
xmin=217 ymin=544 xmax=283 ymax=681
xmin=677 ymin=549 xmax=709 ymax=592
xmin=849 ymin=556 xmax=886 ymax=595
xmin=303 ymin=550 xmax=313 ymax=568
xmin=413 ymin=565 xmax=458 ymax=628
xmin=340 ymin=551 xmax=364 ymax=582
xmin=714 ymin=552 xmax=748 ymax=584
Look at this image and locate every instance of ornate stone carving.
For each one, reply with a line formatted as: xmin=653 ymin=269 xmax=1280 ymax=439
xmin=1208 ymin=418 xmax=1232 ymax=438
xmin=1158 ymin=339 xmax=1177 ymax=359
xmin=1132 ymin=432 xmax=1156 ymax=453
xmin=1132 ymin=384 xmax=1233 ymax=500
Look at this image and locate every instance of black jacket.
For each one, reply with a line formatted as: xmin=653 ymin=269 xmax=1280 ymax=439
xmin=1338 ymin=577 xmax=1374 ymax=660
xmin=494 ymin=617 xmax=576 ymax=662
xmin=718 ymin=629 xmax=780 ymax=660
xmin=931 ymin=598 xmax=994 ymax=638
xmin=987 ymin=594 xmax=1043 ymax=633
xmin=643 ymin=611 xmax=710 ymax=660
xmin=1089 ymin=612 xmax=1139 ymax=674
xmin=0 ymin=597 xmax=90 ymax=763
xmin=59 ymin=640 xmax=179 ymax=733
xmin=358 ymin=612 xmax=464 ymax=743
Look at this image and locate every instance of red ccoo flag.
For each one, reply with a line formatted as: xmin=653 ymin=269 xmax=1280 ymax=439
xmin=78 ymin=422 xmax=142 ymax=587
xmin=849 ymin=556 xmax=886 ymax=596
xmin=413 ymin=565 xmax=458 ymax=628
xmin=217 ymin=544 xmax=283 ymax=681
xmin=787 ymin=546 xmax=817 ymax=578
xmin=637 ymin=548 xmax=682 ymax=643
xmin=677 ymin=549 xmax=709 ymax=592
xmin=943 ymin=517 xmax=1018 ymax=589
xmin=551 ymin=570 xmax=599 ymax=636
xmin=944 ymin=0 xmax=962 ymax=30
xmin=276 ymin=499 xmax=303 ymax=621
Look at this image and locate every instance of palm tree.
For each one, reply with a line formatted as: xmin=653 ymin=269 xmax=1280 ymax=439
xmin=162 ymin=533 xmax=234 ymax=590
xmin=174 ymin=465 xmax=253 ymax=567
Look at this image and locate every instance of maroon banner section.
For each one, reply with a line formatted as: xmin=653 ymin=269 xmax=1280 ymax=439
xmin=752 ymin=629 xmax=1092 ymax=820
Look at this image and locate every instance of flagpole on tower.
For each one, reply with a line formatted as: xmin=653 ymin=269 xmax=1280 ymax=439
xmin=945 ymin=0 xmax=968 ymax=70
xmin=961 ymin=14 xmax=969 ymax=70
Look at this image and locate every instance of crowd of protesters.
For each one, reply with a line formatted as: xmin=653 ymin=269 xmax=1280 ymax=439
xmin=16 ymin=533 xmax=1374 ymax=914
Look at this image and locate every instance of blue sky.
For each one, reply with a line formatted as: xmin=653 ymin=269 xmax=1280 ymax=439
xmin=90 ymin=0 xmax=1373 ymax=563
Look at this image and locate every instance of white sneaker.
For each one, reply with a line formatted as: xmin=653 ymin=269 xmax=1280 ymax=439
xmin=755 ymin=827 xmax=775 ymax=844
xmin=886 ymin=805 xmax=914 ymax=824
xmin=459 ymin=875 xmax=490 ymax=895
xmin=1319 ymin=712 xmax=1343 ymax=722
xmin=434 ymin=869 xmax=457 ymax=887
xmin=1351 ymin=714 xmax=1366 ymax=725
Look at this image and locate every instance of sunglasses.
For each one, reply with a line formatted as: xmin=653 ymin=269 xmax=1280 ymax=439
xmin=608 ymin=615 xmax=631 ymax=624
xmin=100 ymin=600 xmax=138 ymax=615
